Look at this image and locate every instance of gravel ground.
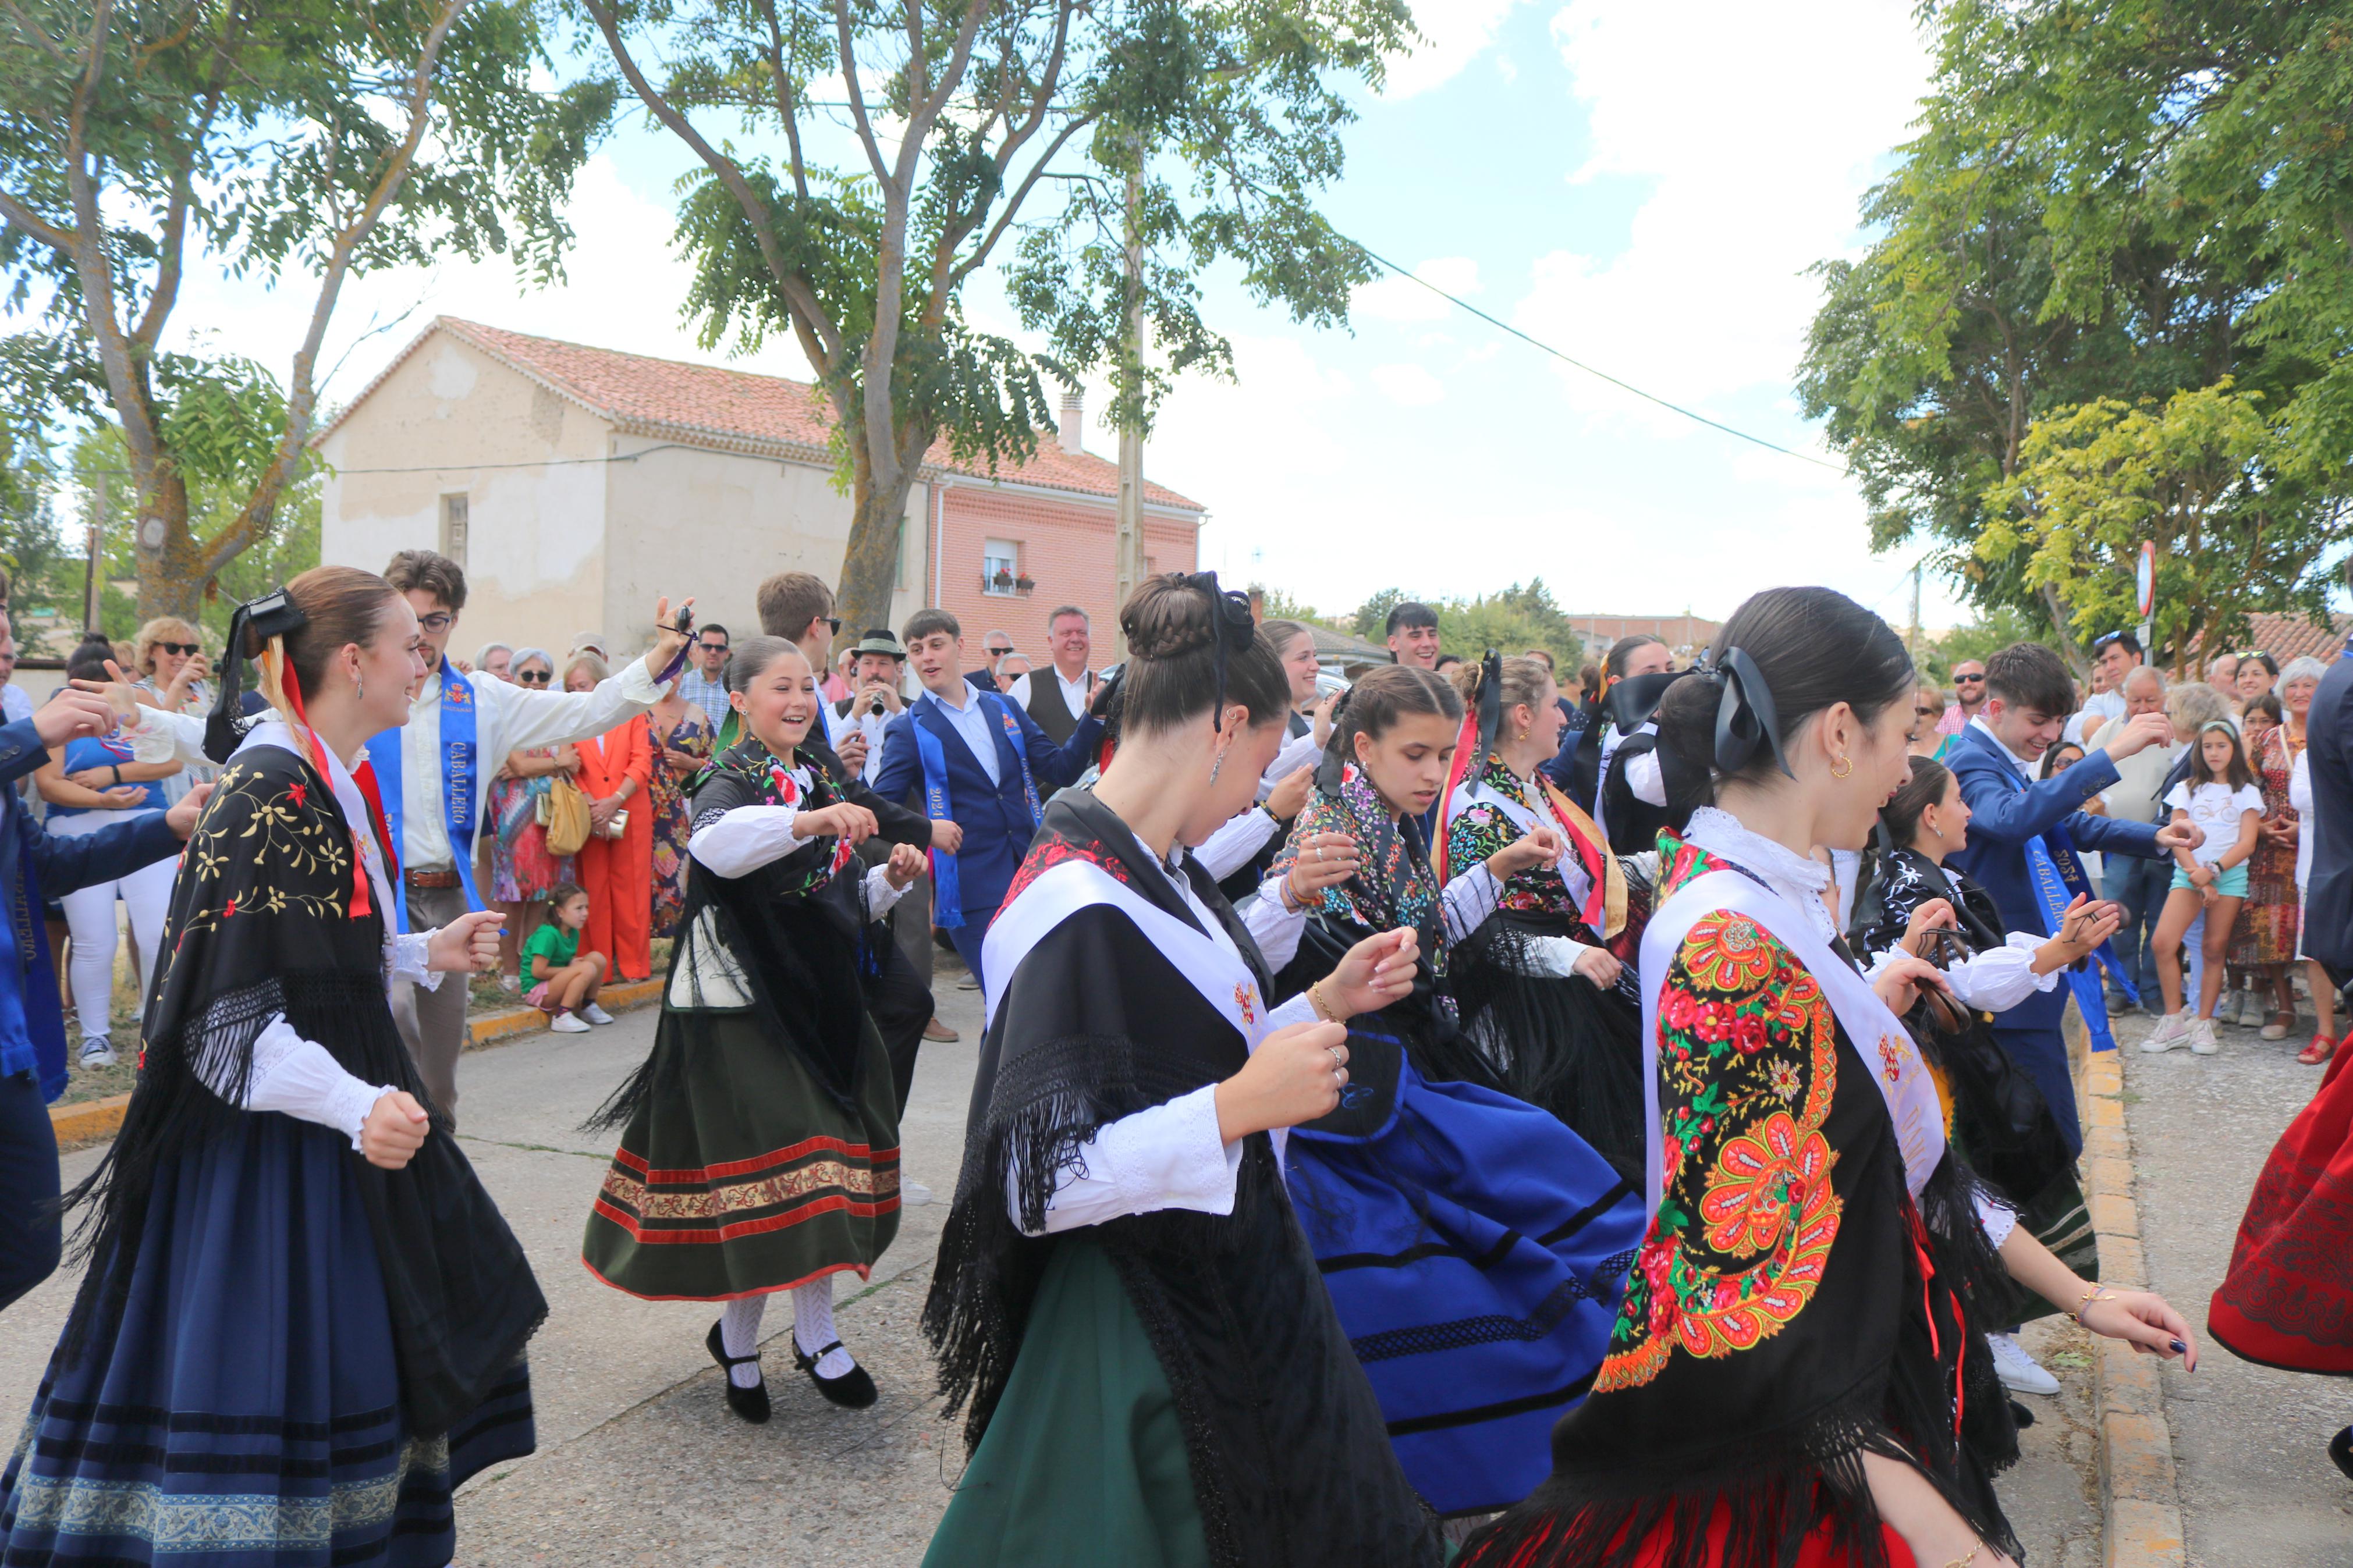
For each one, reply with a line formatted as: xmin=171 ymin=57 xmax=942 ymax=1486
xmin=2121 ymin=1004 xmax=2353 ymax=1566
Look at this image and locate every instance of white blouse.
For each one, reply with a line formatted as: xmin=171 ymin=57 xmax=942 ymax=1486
xmin=683 ymin=762 xmax=910 ymax=918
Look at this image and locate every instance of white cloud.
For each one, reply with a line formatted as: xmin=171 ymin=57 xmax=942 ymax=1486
xmin=1369 ymin=363 xmax=1447 ymax=406
xmin=1514 ymin=0 xmax=1928 ymax=425
xmin=1383 ymin=0 xmax=1528 ymax=97
xmin=1351 ymin=255 xmax=1480 ymax=323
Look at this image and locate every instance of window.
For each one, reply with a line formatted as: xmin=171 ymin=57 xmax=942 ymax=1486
xmin=982 ymin=538 xmax=1020 ymax=596
xmin=440 ymin=494 xmax=470 ymax=568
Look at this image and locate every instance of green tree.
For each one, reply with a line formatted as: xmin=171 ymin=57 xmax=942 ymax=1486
xmin=1926 ymin=606 xmax=2064 ymax=681
xmin=0 ymin=0 xmax=609 ymax=620
xmin=1348 ymin=587 xmax=1410 ymax=642
xmin=578 ymin=0 xmax=1408 ymax=645
xmin=1982 ymin=382 xmax=2341 ymax=679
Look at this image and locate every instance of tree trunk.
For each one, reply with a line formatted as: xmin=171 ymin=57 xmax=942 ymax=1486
xmin=132 ymin=470 xmax=209 ymax=623
xmin=837 ymin=464 xmax=918 ymax=651
xmin=2039 ymin=584 xmax=2088 ymax=675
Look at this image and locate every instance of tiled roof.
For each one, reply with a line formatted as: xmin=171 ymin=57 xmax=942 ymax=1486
xmin=2244 ymin=611 xmax=2351 ymax=669
xmin=325 ymin=317 xmax=1205 ymax=513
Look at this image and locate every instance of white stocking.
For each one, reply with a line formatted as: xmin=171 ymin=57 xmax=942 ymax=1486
xmin=719 ymin=1296 xmax=765 ymax=1388
xmin=793 ymin=1277 xmax=854 ymax=1378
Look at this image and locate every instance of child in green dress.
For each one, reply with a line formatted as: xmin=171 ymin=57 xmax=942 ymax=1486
xmin=524 ymin=881 xmax=610 ymax=1033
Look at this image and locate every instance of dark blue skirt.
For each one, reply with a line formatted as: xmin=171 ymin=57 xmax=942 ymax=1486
xmin=1286 ymin=1053 xmax=1645 ymax=1517
xmin=0 ymin=1114 xmax=534 ymax=1566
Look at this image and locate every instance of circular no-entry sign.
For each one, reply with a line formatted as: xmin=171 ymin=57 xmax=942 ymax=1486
xmin=2136 ymin=541 xmax=2156 ymax=618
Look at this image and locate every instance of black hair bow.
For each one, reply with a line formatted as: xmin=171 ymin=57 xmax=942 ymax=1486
xmin=1180 ymin=570 xmax=1258 ymax=731
xmin=1699 ymin=645 xmax=1792 ymax=780
xmin=205 ymin=588 xmax=307 ymax=764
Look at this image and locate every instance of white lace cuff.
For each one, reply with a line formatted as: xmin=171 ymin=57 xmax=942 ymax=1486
xmin=199 ymin=1015 xmax=398 ymax=1148
xmin=386 ymin=929 xmax=443 ymax=989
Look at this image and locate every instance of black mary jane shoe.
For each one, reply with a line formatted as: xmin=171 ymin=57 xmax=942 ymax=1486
xmin=2330 ymin=1425 xmax=2353 ymax=1482
xmin=705 ymin=1320 xmax=771 ymax=1424
xmin=793 ymin=1338 xmax=878 ymax=1409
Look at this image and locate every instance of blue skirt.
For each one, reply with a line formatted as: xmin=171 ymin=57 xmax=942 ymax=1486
xmin=0 ymin=1114 xmax=535 ymax=1566
xmin=1285 ymin=1053 xmax=1645 ymax=1517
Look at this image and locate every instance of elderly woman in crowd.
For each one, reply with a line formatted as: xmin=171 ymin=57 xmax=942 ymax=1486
xmin=475 ymin=642 xmax=516 ymax=682
xmin=127 ymin=615 xmax=215 ymax=806
xmin=488 ymin=646 xmax=580 ymax=990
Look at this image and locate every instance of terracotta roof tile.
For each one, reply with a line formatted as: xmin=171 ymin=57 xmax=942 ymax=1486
xmin=2245 ymin=610 xmax=2351 ymax=669
xmin=438 ymin=318 xmax=1204 ymax=511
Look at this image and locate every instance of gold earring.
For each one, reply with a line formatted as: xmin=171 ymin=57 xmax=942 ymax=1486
xmin=1517 ymin=726 xmax=1529 ymax=741
xmin=1831 ymin=756 xmax=1853 ymax=779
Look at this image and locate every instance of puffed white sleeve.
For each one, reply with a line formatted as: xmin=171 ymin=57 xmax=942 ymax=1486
xmin=383 ymin=929 xmax=444 ymax=991
xmin=196 ymin=1016 xmax=397 ymax=1149
xmin=1194 ymin=806 xmax=1279 ymax=881
xmin=1625 ymin=748 xmax=1667 ymax=807
xmin=861 ymin=862 xmax=911 ymax=920
xmin=1243 ymin=879 xmax=1307 ymax=972
xmin=1974 ymin=1191 xmax=2017 ymax=1250
xmin=1257 ymin=731 xmax=1322 ymax=799
xmin=1940 ymin=933 xmax=2059 ymax=1012
xmin=1010 ymin=1085 xmax=1240 ymax=1234
xmin=1440 ymin=864 xmax=1504 ymax=942
xmin=123 ymin=705 xmax=210 ymax=766
xmin=688 ymin=805 xmax=811 ymax=878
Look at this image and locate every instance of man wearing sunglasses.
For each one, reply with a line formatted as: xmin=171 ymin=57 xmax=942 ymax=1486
xmin=676 ymin=625 xmax=732 ymax=727
xmin=376 ymin=549 xmax=693 ymax=1125
xmin=1938 ymin=659 xmax=1989 ymax=738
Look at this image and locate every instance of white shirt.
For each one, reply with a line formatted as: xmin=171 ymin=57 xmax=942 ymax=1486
xmin=923 ymin=680 xmax=1003 ymax=787
xmin=826 ymin=699 xmax=893 ymax=783
xmin=2063 ymin=689 xmax=2127 ymax=747
xmin=1013 ymin=823 xmax=1320 ymax=1236
xmin=1 ymin=685 xmax=31 ymax=726
xmin=2292 ymin=748 xmax=2315 ymax=891
xmin=2163 ymin=781 xmax=2263 ymax=867
xmin=683 ymin=759 xmax=910 ymax=916
xmin=1861 ymin=866 xmax=2059 ymax=1015
xmin=1968 ymin=714 xmax=2040 ymax=780
xmin=402 ymin=656 xmax=662 ymax=870
xmin=1258 ymin=716 xmax=1321 ymax=802
xmin=1005 ymin=664 xmax=1092 ymax=721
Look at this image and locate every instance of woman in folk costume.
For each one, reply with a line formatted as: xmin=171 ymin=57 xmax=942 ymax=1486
xmin=922 ymin=573 xmax=1446 ymax=1568
xmin=2 ymin=570 xmax=537 ymax=1567
xmin=1459 ymin=587 xmax=2199 ymax=1568
xmin=1257 ymin=664 xmax=1646 ymax=1521
xmin=1439 ymin=652 xmax=1649 ymax=1181
xmin=583 ymin=637 xmax=926 ymax=1418
xmin=1847 ymin=759 xmax=2118 ymax=1367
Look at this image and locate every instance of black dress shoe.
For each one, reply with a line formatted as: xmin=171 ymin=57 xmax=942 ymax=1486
xmin=2008 ymin=1398 xmax=2036 ymax=1431
xmin=793 ymin=1338 xmax=878 ymax=1409
xmin=705 ymin=1320 xmax=771 ymax=1424
xmin=2330 ymin=1425 xmax=2353 ymax=1481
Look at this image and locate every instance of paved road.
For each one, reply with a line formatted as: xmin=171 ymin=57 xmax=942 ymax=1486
xmin=2121 ymin=1007 xmax=2353 ymax=1565
xmin=1 ymin=965 xmax=2124 ymax=1566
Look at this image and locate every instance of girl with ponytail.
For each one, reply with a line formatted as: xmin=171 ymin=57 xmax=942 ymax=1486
xmin=4 ymin=570 xmax=540 ymax=1568
xmin=1460 ymin=587 xmax=2199 ymax=1568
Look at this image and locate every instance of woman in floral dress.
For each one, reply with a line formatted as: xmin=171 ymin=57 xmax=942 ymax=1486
xmin=2232 ymin=682 xmax=2304 ymax=1039
xmin=647 ymin=680 xmax=716 ymax=938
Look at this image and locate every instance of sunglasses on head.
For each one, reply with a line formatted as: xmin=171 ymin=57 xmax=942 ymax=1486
xmin=517 ymin=669 xmax=551 ymax=684
xmin=153 ymin=641 xmax=201 ymax=657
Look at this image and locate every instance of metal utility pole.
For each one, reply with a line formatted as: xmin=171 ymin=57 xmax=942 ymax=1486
xmin=84 ymin=471 xmax=108 ymax=634
xmin=1112 ymin=152 xmax=1145 ymax=662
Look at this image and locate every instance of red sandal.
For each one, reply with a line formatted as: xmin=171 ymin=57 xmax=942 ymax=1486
xmin=2301 ymin=1032 xmax=2340 ymax=1066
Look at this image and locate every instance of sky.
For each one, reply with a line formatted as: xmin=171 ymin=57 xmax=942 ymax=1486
xmin=138 ymin=0 xmax=1967 ymax=630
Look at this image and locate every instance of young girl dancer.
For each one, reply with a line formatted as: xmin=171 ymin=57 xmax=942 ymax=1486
xmin=2 ymin=570 xmax=536 ymax=1567
xmin=583 ymin=637 xmax=926 ymax=1418
xmin=2145 ymin=720 xmax=2265 ymax=1055
xmin=1460 ymin=586 xmax=2198 ymax=1568
xmin=923 ymin=573 xmax=1444 ymax=1567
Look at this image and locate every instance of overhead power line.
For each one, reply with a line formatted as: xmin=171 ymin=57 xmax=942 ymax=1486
xmin=1340 ymin=236 xmax=1851 ymax=476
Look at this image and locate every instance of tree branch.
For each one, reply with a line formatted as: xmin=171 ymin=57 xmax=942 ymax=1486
xmin=0 ymin=184 xmax=74 ymax=251
xmin=831 ymin=0 xmax=892 ymax=188
xmin=758 ymin=1 xmax=811 ymax=202
xmin=942 ymin=111 xmax=1092 ymax=298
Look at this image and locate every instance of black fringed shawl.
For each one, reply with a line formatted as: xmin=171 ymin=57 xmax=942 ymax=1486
xmin=62 ymin=742 xmax=545 ymax=1437
xmin=924 ymin=791 xmax=1442 ymax=1568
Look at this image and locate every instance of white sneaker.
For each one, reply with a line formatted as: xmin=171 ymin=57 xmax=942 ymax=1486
xmin=77 ymin=1039 xmax=116 ymax=1068
xmin=498 ymin=973 xmax=521 ymax=995
xmin=2189 ymin=1016 xmax=2221 ymax=1055
xmin=2142 ymin=1012 xmax=2192 ymax=1053
xmin=2235 ymin=991 xmax=2266 ymax=1029
xmin=581 ymin=1002 xmax=616 ymax=1025
xmin=1987 ymin=1332 xmax=2061 ymax=1396
xmin=900 ymin=1178 xmax=934 ymax=1207
xmin=550 ymin=1011 xmax=591 ymax=1034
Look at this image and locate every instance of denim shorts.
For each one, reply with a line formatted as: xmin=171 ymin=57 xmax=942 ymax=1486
xmin=2171 ymin=862 xmax=2249 ymax=898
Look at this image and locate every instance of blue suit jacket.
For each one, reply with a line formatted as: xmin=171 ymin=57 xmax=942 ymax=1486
xmin=0 ymin=718 xmax=186 ymax=1098
xmin=2303 ymin=649 xmax=2353 ymax=973
xmin=1944 ymin=723 xmax=2162 ymax=1032
xmin=873 ymin=689 xmax=1100 ymax=921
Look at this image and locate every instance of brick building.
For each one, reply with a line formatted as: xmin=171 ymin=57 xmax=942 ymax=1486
xmin=1566 ymin=613 xmax=1722 ymax=664
xmin=314 ymin=318 xmax=1204 ymax=660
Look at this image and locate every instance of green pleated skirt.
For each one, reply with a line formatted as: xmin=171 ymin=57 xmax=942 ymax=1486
xmin=581 ymin=1007 xmax=901 ymax=1300
xmin=924 ymin=1238 xmax=1210 ymax=1568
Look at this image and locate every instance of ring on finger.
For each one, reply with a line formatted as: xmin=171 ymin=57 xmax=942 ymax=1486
xmin=1327 ymin=1044 xmax=1346 ymax=1066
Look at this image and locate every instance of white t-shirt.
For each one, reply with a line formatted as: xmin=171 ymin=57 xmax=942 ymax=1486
xmin=2163 ymin=781 xmax=2262 ymax=866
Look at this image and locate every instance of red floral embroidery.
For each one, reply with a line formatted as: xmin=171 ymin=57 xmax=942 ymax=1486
xmin=999 ymin=834 xmax=1133 ymax=911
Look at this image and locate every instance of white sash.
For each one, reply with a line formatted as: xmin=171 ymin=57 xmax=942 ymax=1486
xmin=1637 ymin=867 xmax=1944 ymax=1221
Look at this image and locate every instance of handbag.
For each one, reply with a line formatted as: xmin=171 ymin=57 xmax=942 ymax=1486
xmin=542 ymin=777 xmax=593 ymax=858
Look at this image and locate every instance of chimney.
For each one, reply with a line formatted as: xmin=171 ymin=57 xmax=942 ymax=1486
xmin=1057 ymin=387 xmax=1084 ymax=455
xmin=1248 ymin=587 xmax=1265 ymax=625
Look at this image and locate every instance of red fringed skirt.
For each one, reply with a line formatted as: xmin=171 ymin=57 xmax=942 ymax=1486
xmin=2210 ymin=1046 xmax=2353 ymax=1375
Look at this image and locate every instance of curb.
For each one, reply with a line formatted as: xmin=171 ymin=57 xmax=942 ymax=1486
xmin=49 ymin=977 xmax=668 ymax=1148
xmin=2074 ymin=1018 xmax=2189 ymax=1568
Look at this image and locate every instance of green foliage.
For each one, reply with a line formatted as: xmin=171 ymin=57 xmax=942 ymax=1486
xmin=1925 ymin=606 xmax=2064 ymax=682
xmin=1982 ymin=382 xmax=2341 ymax=675
xmin=1252 ymin=584 xmax=1338 ymax=627
xmin=1798 ymin=0 xmax=2353 ymax=653
xmin=1346 ymin=580 xmax=1588 ymax=672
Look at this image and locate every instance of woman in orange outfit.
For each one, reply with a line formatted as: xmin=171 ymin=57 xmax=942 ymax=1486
xmin=566 ymin=652 xmax=655 ymax=980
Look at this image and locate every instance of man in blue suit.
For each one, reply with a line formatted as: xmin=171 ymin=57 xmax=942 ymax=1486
xmin=874 ymin=608 xmax=1102 ymax=992
xmin=1946 ymin=641 xmax=2196 ymax=1154
xmin=1 ymin=652 xmax=214 ymax=1313
xmin=2303 ymin=566 xmax=2353 ymax=996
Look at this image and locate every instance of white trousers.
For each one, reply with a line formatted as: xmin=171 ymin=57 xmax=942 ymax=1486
xmin=51 ymin=810 xmax=176 ymax=1044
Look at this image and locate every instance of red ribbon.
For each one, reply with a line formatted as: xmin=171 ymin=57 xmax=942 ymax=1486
xmin=279 ymin=654 xmax=375 ymax=919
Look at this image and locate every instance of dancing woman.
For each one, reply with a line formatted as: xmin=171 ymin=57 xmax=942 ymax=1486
xmin=1460 ymin=586 xmax=2199 ymax=1568
xmin=923 ymin=573 xmax=1443 ymax=1567
xmin=1260 ymin=664 xmax=1645 ymax=1520
xmin=1440 ymin=652 xmax=1648 ymax=1179
xmin=2 ymin=569 xmax=538 ymax=1567
xmin=583 ymin=636 xmax=926 ymax=1417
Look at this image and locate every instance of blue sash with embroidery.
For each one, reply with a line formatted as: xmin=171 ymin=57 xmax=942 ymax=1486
xmin=2025 ymin=822 xmax=2135 ymax=1052
xmin=914 ymin=691 xmax=1044 ymax=929
xmin=363 ymin=661 xmax=483 ymax=933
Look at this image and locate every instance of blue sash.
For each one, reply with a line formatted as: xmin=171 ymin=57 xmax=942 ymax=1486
xmin=2025 ymin=819 xmax=2136 ymax=1052
xmin=363 ymin=662 xmax=483 ymax=933
xmin=914 ymin=691 xmax=1044 ymax=929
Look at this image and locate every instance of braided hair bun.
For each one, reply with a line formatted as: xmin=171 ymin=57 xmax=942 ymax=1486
xmin=1116 ymin=572 xmax=1288 ymax=735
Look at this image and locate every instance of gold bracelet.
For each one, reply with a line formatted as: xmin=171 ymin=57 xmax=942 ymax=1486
xmin=1308 ymin=979 xmax=1338 ymax=1023
xmin=1943 ymin=1546 xmax=1982 ymax=1568
xmin=2074 ymin=1284 xmax=2117 ymax=1324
